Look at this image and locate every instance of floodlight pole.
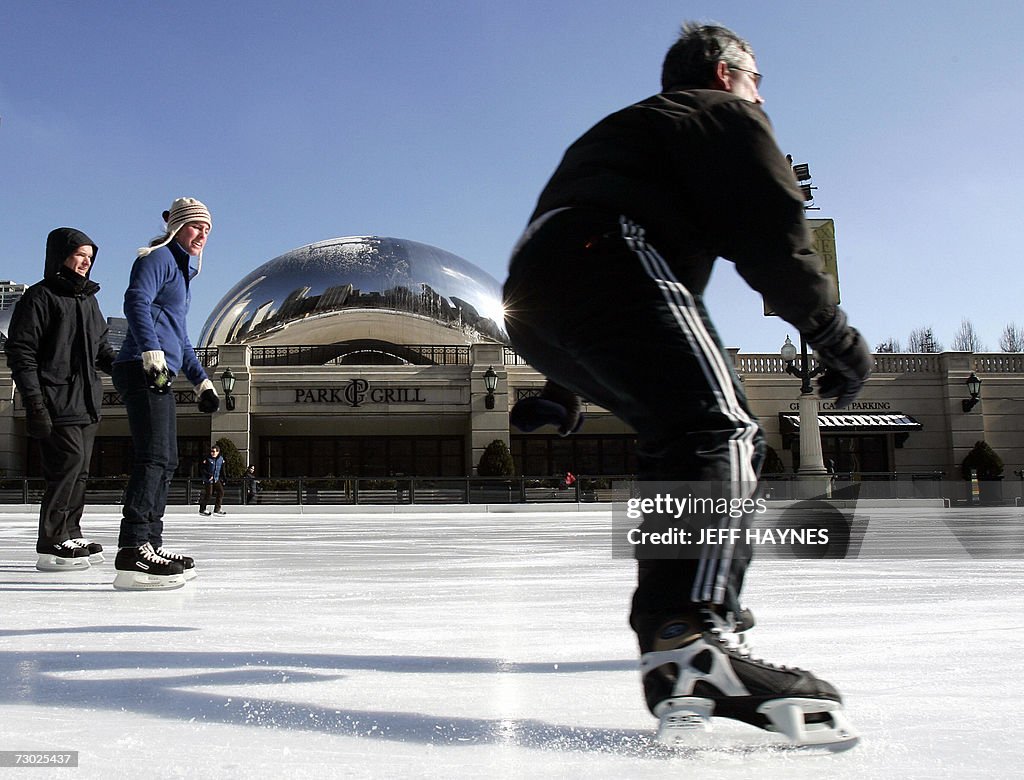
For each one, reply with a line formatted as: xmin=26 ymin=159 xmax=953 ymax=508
xmin=780 ymin=157 xmax=830 ymax=493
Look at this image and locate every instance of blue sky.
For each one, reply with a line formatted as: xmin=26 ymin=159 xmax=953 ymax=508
xmin=2 ymin=0 xmax=1021 ymax=353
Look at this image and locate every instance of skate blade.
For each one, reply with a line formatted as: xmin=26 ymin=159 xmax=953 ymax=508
xmin=88 ymin=552 xmax=105 ymax=564
xmin=758 ymin=697 xmax=860 ymax=751
xmin=36 ymin=555 xmax=91 ymax=572
xmin=113 ymin=570 xmax=186 ymax=591
xmin=655 ymin=697 xmax=715 ymax=748
xmin=183 ymin=568 xmax=198 ymax=581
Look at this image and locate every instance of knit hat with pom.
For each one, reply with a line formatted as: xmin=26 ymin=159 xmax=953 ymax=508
xmin=137 ymin=197 xmax=212 ymax=272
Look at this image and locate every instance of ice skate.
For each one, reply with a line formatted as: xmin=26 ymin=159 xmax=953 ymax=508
xmin=112 ymin=543 xmax=186 ymax=590
xmin=640 ymin=609 xmax=858 ymax=751
xmin=67 ymin=537 xmax=105 ymax=563
xmin=35 ymin=541 xmax=92 ymax=572
xmin=709 ymin=605 xmax=756 ymax=656
xmin=153 ymin=545 xmax=197 ymax=580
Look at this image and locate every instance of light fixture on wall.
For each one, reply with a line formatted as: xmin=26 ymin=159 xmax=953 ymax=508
xmin=483 ymin=365 xmax=498 ymax=410
xmin=962 ymin=372 xmax=981 ymax=413
xmin=221 ymin=367 xmax=236 ymax=412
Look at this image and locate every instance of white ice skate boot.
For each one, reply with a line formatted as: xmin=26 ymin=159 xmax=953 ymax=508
xmin=36 ymin=541 xmax=92 ymax=572
xmin=68 ymin=537 xmax=105 ymax=563
xmin=112 ymin=543 xmax=186 ymax=591
xmin=640 ymin=609 xmax=859 ymax=751
xmin=153 ymin=546 xmax=197 ymax=580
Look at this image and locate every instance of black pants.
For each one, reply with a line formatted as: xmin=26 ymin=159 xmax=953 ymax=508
xmin=37 ymin=422 xmax=98 ymax=550
xmin=113 ymin=361 xmax=177 ymax=548
xmin=503 ymin=209 xmax=765 ymax=639
xmin=201 ymin=482 xmax=224 ymax=512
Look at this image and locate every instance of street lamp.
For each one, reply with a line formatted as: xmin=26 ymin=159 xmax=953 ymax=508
xmin=483 ymin=365 xmax=498 ymax=410
xmin=780 ymin=335 xmax=829 ymax=479
xmin=220 ymin=367 xmax=236 ymax=412
xmin=962 ymin=372 xmax=982 ymax=413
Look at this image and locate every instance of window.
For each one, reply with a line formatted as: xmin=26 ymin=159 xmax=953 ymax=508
xmin=260 ymin=436 xmax=465 ymax=478
xmin=510 ymin=435 xmax=638 ymax=476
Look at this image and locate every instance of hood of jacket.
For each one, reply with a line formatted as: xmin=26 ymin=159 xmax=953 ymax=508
xmin=45 ymin=227 xmax=99 ymax=281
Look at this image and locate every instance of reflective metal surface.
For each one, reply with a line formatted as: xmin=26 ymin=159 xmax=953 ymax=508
xmin=199 ymin=236 xmax=507 ymax=347
xmin=0 ymin=307 xmax=11 ymax=341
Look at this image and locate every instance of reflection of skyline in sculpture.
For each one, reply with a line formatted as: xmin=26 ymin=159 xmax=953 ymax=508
xmin=199 ymin=236 xmax=507 ymax=347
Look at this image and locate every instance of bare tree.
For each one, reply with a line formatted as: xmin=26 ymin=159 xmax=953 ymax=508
xmin=950 ymin=318 xmax=985 ymax=352
xmin=875 ymin=337 xmax=902 ymax=353
xmin=999 ymin=322 xmax=1024 ymax=352
xmin=907 ymin=326 xmax=942 ymax=353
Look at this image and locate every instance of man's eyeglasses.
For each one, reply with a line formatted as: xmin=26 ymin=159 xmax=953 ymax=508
xmin=728 ymin=66 xmax=762 ymax=87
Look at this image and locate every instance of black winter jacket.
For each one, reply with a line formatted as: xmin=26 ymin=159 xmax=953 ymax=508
xmin=529 ymin=88 xmax=836 ymax=332
xmin=5 ymin=228 xmax=117 ymax=425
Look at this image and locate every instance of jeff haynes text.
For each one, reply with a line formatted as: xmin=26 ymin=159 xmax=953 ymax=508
xmin=626 ymin=527 xmax=831 ymax=546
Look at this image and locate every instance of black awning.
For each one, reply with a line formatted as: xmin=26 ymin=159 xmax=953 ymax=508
xmin=779 ymin=412 xmax=922 ymax=434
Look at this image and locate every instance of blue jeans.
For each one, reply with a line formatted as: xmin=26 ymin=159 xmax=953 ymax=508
xmin=113 ymin=361 xmax=178 ymax=548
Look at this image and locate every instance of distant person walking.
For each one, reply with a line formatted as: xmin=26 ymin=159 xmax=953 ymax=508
xmin=5 ymin=228 xmax=116 ymax=571
xmin=244 ymin=465 xmax=261 ymax=504
xmin=199 ymin=444 xmax=227 ymax=515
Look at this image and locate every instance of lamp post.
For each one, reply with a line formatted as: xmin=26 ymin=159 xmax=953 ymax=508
xmin=483 ymin=365 xmax=498 ymax=410
xmin=220 ymin=367 xmax=236 ymax=412
xmin=780 ymin=335 xmax=829 ymax=481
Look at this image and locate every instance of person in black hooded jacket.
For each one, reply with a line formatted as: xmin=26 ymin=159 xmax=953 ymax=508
xmin=5 ymin=227 xmax=116 ymax=571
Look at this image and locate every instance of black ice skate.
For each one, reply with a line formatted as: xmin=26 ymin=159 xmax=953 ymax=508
xmin=68 ymin=537 xmax=105 ymax=563
xmin=153 ymin=546 xmax=197 ymax=580
xmin=35 ymin=541 xmax=92 ymax=572
xmin=113 ymin=543 xmax=186 ymax=590
xmin=640 ymin=609 xmax=858 ymax=751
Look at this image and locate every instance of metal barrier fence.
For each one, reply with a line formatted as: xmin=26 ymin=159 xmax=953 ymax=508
xmin=0 ymin=476 xmax=633 ymax=507
xmin=0 ymin=472 xmax=1004 ymax=507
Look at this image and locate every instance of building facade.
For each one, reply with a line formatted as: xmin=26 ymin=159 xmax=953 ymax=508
xmin=1 ymin=237 xmax=1021 ymax=486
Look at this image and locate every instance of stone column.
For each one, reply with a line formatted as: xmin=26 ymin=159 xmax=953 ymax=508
xmin=469 ymin=343 xmax=510 ymax=474
xmin=209 ymin=344 xmax=252 ymax=466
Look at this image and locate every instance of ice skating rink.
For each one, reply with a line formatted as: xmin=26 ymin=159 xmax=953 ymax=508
xmin=1 ymin=504 xmax=1023 ymax=779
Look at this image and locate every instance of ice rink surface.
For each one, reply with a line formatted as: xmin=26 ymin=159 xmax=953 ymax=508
xmin=2 ymin=504 xmax=1023 ymax=779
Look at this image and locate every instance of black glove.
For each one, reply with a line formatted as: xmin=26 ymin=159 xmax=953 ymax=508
xmin=96 ymin=349 xmax=115 ymax=375
xmin=25 ymin=399 xmax=53 ymax=440
xmin=198 ymin=388 xmax=220 ymax=414
xmin=804 ymin=306 xmax=872 ymax=409
xmin=509 ymin=379 xmax=583 ymax=436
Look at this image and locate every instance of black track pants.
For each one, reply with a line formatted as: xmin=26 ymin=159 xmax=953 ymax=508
xmin=504 ymin=209 xmax=765 ymax=633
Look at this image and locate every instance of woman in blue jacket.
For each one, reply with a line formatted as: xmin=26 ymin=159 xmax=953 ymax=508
xmin=111 ymin=197 xmax=219 ymax=590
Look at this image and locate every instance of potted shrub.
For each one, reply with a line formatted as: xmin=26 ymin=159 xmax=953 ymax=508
xmin=477 ymin=440 xmax=516 ymax=503
xmin=477 ymin=439 xmax=515 ymax=477
xmin=960 ymin=440 xmax=1004 ymax=504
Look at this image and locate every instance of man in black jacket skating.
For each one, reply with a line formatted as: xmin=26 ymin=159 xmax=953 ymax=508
xmin=503 ymin=22 xmax=869 ymax=749
xmin=6 ymin=228 xmax=117 ymax=571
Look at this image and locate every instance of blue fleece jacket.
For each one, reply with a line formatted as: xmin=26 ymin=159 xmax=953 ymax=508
xmin=115 ymin=240 xmax=208 ymax=386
